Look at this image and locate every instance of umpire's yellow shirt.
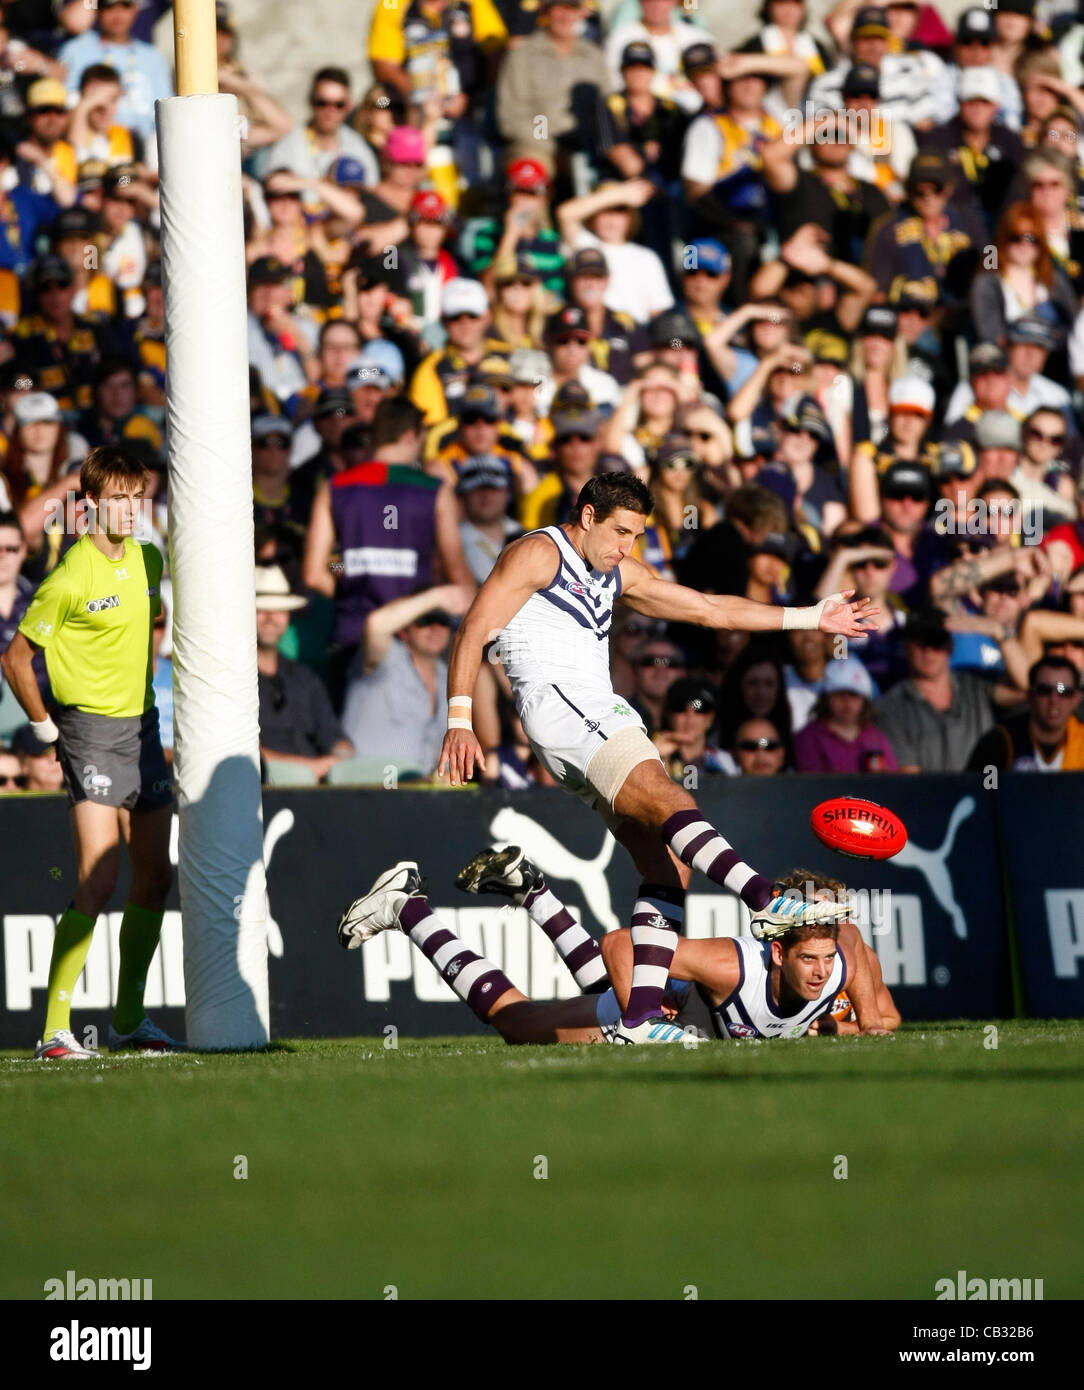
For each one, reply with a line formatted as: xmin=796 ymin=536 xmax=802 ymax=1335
xmin=20 ymin=535 xmax=163 ymax=718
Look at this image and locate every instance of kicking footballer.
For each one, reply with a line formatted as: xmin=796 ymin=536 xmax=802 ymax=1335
xmin=1 ymin=445 xmax=180 ymax=1059
xmin=431 ymin=474 xmax=890 ymax=1039
xmin=337 ymin=849 xmax=900 ymax=1044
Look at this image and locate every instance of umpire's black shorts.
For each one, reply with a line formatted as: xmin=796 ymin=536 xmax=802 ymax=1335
xmin=54 ymin=706 xmax=173 ymax=812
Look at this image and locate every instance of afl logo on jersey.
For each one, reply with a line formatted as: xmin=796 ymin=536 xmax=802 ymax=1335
xmin=564 ymin=581 xmax=589 ymax=596
xmin=727 ymin=1022 xmax=758 ymax=1039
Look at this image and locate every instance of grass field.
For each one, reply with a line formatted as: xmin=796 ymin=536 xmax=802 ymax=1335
xmin=3 ymin=1021 xmax=1081 ymax=1301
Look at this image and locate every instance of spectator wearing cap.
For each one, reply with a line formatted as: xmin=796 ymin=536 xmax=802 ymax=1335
xmin=939 ymin=341 xmax=1014 ymax=446
xmin=465 ymin=157 xmax=565 ymax=299
xmin=921 ymin=67 xmax=1024 ymax=233
xmin=496 ymin=0 xmax=612 ymax=171
xmin=503 ymin=348 xmax=553 ymax=457
xmin=635 ymin=432 xmax=719 ymax=580
xmin=0 ymin=133 xmax=62 ymax=279
xmin=59 ymin=0 xmax=173 ymax=144
xmin=246 ymin=255 xmax=315 ymax=404
xmin=456 ymin=456 xmax=522 ymax=583
xmin=0 ymin=392 xmax=83 ymax=580
xmin=653 ymin=676 xmax=735 ymax=779
xmin=251 ymin=413 xmax=310 ymax=543
xmin=409 ymin=276 xmax=511 ymax=426
xmin=812 ymin=4 xmax=950 ymax=130
xmin=287 ymin=388 xmax=358 ymax=511
xmin=948 ymin=316 xmax=1069 ymax=425
xmin=743 ymin=528 xmax=800 ymax=606
xmin=873 ymin=604 xmax=996 ymax=771
xmin=519 ymin=398 xmax=603 ymax=530
xmin=213 ymin=10 xmax=294 ymax=158
xmin=340 ymin=252 xmax=423 ymax=382
xmin=866 ymin=153 xmax=985 ymax=305
xmin=850 ymin=374 xmax=935 ymax=513
xmin=430 ymin=381 xmax=537 ymax=498
xmin=78 ymin=354 xmax=160 ymax=454
xmin=676 ymin=479 xmax=789 ymax=595
xmin=837 ymin=61 xmax=918 ymax=204
xmin=794 ymin=656 xmax=897 ymax=773
xmin=681 ymin=42 xmax=723 ymax=115
xmin=968 ymin=653 xmax=1084 ymax=770
xmin=10 ymin=722 xmax=64 ymax=792
xmin=768 ymin=395 xmax=846 ymax=538
xmin=557 ymin=178 xmax=674 ymax=325
xmin=925 ymin=438 xmax=984 ymax=538
xmin=1023 ymin=149 xmax=1084 ymax=298
xmin=304 ymin=396 xmax=474 ymax=705
xmin=846 ymin=304 xmax=901 ymax=450
xmin=1013 ymin=406 xmax=1077 ymax=523
xmin=345 ymin=340 xmax=406 ymax=432
xmin=96 ymin=163 xmax=157 ymax=319
xmin=969 ymin=200 xmax=1078 ymax=354
xmin=399 ymin=190 xmax=459 ymax=330
xmin=13 ymin=254 xmax=110 ymax=412
xmin=538 ymin=305 xmax=622 ymax=416
xmin=949 ymin=8 xmax=1021 ymax=131
xmin=255 ymin=564 xmax=352 ymax=782
xmin=598 ymin=40 xmax=689 ymax=188
xmin=351 ymin=125 xmax=432 ymax=257
xmin=0 ymin=510 xmax=50 ymax=705
xmin=487 ymin=253 xmax=545 ymax=350
xmin=863 ymin=458 xmax=951 ymax=608
xmin=601 ymin=359 xmax=683 ymax=470
xmin=48 ymin=205 xmax=116 ymax=325
xmin=763 ymin=107 xmax=890 ymax=273
xmin=605 ymin=0 xmax=714 ymax=114
xmin=342 ymin=580 xmax=475 ymax=776
xmin=264 ymin=67 xmax=380 ymax=188
xmin=563 ymin=247 xmax=647 ymax=386
xmin=16 ymin=79 xmax=78 ymax=208
xmin=628 ymin=634 xmax=686 ymax=736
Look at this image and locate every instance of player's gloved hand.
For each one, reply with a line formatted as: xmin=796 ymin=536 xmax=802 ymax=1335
xmin=31 ymin=715 xmax=59 ymax=744
xmin=437 ymin=727 xmax=485 ymax=787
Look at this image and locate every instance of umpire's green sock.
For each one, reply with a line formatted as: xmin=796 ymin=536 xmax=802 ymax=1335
xmin=42 ymin=906 xmax=97 ymax=1037
xmin=113 ymin=903 xmax=165 ymax=1035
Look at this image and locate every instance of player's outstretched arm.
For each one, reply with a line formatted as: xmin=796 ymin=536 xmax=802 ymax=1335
xmin=601 ymin=929 xmax=740 ymax=1012
xmin=617 ymin=557 xmax=878 ymax=639
xmin=438 ymin=532 xmax=559 ymax=787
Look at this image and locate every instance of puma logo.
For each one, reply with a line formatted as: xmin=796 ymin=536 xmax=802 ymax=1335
xmin=892 ymin=796 xmax=975 ymax=940
xmin=488 ymin=807 xmax=619 ymax=933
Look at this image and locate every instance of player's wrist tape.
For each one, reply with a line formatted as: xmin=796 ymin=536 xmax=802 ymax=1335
xmin=31 ymin=715 xmax=59 ymax=743
xmin=782 ymin=593 xmax=843 ymax=631
xmin=448 ymin=696 xmax=472 ymax=710
xmin=447 ymin=717 xmax=474 ymax=731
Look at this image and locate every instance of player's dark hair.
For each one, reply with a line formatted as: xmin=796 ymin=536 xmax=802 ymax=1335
xmin=725 ymin=483 xmax=788 ymax=535
xmin=1029 ymin=654 xmax=1079 ymax=690
xmin=371 ymin=396 xmax=424 ymax=449
xmin=93 ymin=354 xmax=137 ymax=389
xmin=81 ymin=445 xmax=148 ymax=500
xmin=570 ymin=473 xmax=652 ymax=525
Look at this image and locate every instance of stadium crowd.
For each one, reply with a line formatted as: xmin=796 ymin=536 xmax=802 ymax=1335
xmin=2 ymin=0 xmax=1084 ymax=790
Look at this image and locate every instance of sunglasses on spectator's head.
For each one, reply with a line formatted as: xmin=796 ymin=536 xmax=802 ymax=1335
xmin=1031 ymin=680 xmax=1078 ymax=697
xmin=1027 ymin=425 xmax=1065 ymax=444
xmin=738 ymin=737 xmax=783 ymax=752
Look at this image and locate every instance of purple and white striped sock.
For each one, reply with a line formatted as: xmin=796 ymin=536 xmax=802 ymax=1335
xmin=399 ymin=898 xmax=515 ymax=1022
xmin=624 ymin=881 xmax=687 ymax=1028
xmin=523 ymin=881 xmax=608 ymax=993
xmin=661 ymin=809 xmax=774 ymax=911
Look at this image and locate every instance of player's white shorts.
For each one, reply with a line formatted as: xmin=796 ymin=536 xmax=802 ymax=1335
xmin=518 ymin=682 xmax=662 ymax=820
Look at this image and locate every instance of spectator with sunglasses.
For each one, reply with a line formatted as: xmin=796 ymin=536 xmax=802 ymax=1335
xmin=717 ymin=640 xmax=793 ymax=753
xmin=409 ymin=277 xmax=511 ymax=427
xmin=264 ymin=67 xmax=378 ymax=188
xmin=58 ymin=0 xmax=173 ymax=147
xmin=10 ymin=721 xmax=63 ymax=791
xmin=794 ymin=655 xmax=897 ymax=774
xmin=815 ymin=521 xmax=909 ymax=689
xmin=1013 ymin=405 xmax=1078 ymax=523
xmin=967 ymin=654 xmax=1084 ymax=770
xmin=0 ymin=749 xmax=25 ymax=792
xmin=519 ymin=399 xmax=603 ymax=530
xmin=653 ymin=677 xmax=733 ymax=780
xmin=628 ymin=634 xmax=687 ymax=736
xmin=968 ymin=202 xmax=1079 ymax=348
xmin=731 ymin=716 xmax=788 ymax=776
xmin=256 ymin=564 xmax=352 ymax=784
xmin=16 ymin=78 xmax=78 ymax=207
xmin=634 ymin=432 xmax=719 ymax=580
xmin=563 ymin=247 xmax=648 ymax=388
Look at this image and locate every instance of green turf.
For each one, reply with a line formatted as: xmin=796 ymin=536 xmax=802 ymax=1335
xmin=3 ymin=1021 xmax=1081 ymax=1300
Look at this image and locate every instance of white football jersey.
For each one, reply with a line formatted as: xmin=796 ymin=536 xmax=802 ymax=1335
xmin=709 ymin=936 xmax=847 ymax=1040
xmin=499 ymin=526 xmax=620 ymax=709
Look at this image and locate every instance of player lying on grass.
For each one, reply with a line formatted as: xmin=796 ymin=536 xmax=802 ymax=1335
xmin=337 ymin=849 xmax=899 ymax=1043
xmin=436 ymin=473 xmax=884 ymax=1041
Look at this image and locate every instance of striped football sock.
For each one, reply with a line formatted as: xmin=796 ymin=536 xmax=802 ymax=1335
xmin=523 ymin=880 xmax=608 ymax=993
xmin=399 ymin=898 xmax=516 ymax=1022
xmin=661 ymin=809 xmax=773 ymax=911
xmin=623 ymin=882 xmax=686 ymax=1028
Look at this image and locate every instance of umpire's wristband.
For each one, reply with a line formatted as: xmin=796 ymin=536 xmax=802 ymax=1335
xmin=31 ymin=715 xmax=59 ymax=744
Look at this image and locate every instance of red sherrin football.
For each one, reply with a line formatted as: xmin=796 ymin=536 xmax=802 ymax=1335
xmin=810 ymin=796 xmax=908 ymax=861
